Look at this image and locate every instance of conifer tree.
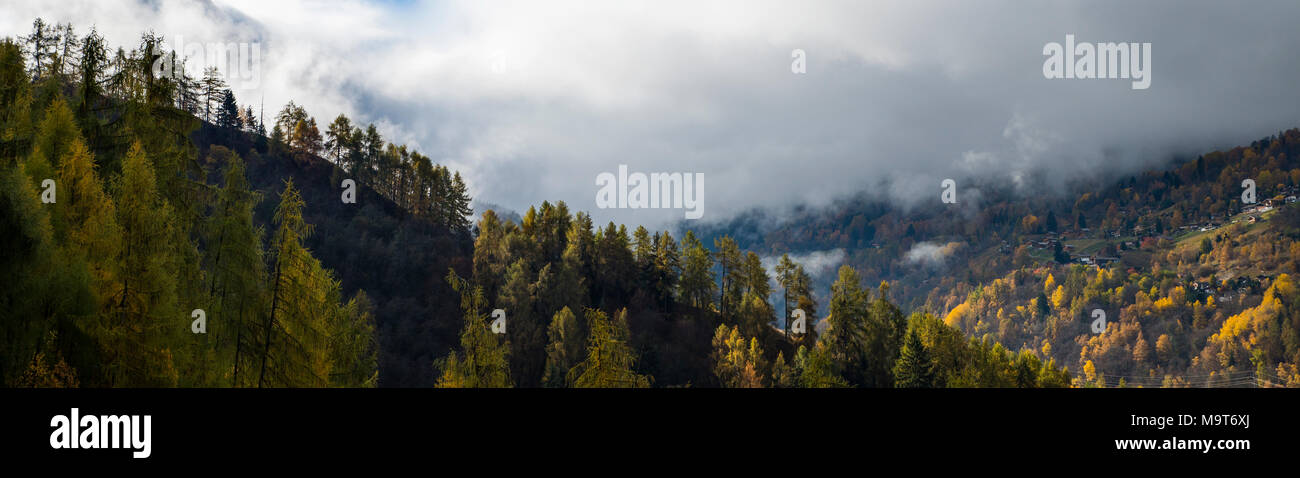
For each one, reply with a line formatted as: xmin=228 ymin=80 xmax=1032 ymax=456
xmin=594 ymin=223 xmax=633 ymax=308
xmin=711 ymin=324 xmax=767 ymax=387
xmin=823 ymin=265 xmax=869 ymax=385
xmin=0 ymin=161 xmax=74 ymax=384
xmin=542 ymin=307 xmax=581 ymax=388
xmin=472 ymin=210 xmax=509 ymax=300
xmin=555 ymin=223 xmax=590 ymax=314
xmin=200 ymin=67 xmax=226 ymax=122
xmin=0 ymin=40 xmax=35 ymax=162
xmin=324 ymin=114 xmax=353 ymax=165
xmin=652 ymin=231 xmax=679 ymax=308
xmin=568 ymin=308 xmax=650 ymax=388
xmin=216 ymin=89 xmax=241 ymax=131
xmin=257 ymin=179 xmax=332 ymax=387
xmin=329 ymin=290 xmax=379 ymax=387
xmin=771 ymin=352 xmax=796 ymax=388
xmin=775 ymin=254 xmax=798 ymax=337
xmin=105 ymin=142 xmax=182 ymax=387
xmin=20 ymin=18 xmax=56 ymax=80
xmin=893 ymin=328 xmax=935 ymax=388
xmin=54 ymin=137 xmax=118 ymax=303
xmin=738 ymin=252 xmax=773 ymax=336
xmin=269 ymin=123 xmax=286 ymax=156
xmin=436 ymin=269 xmax=512 ymax=388
xmin=795 ymin=345 xmax=847 ymax=388
xmin=447 ymin=171 xmax=473 ymax=232
xmin=73 ymin=28 xmax=108 ymax=143
xmin=714 ymin=236 xmax=742 ymax=320
xmin=499 ymin=259 xmax=545 ymax=387
xmin=632 ymin=226 xmax=655 ymax=294
xmin=204 ymin=149 xmax=265 ymax=386
xmin=28 ymin=97 xmax=81 ymax=176
xmin=863 ymin=282 xmax=907 ymax=387
xmin=678 ymin=231 xmax=715 ymax=314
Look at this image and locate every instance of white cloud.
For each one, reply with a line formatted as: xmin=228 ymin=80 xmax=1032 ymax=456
xmin=7 ymin=0 xmax=1300 ymax=230
xmin=760 ymin=248 xmax=846 ymax=281
xmin=905 ymin=241 xmax=964 ymax=268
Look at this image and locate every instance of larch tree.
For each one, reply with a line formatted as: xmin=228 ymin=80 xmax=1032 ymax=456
xmin=771 ymin=352 xmax=796 ymax=388
xmin=105 ymin=142 xmax=183 ymax=387
xmin=862 ymin=282 xmax=907 ymax=388
xmin=792 ymin=263 xmax=819 ymax=345
xmin=541 ymin=306 xmax=582 ymax=388
xmin=677 ymin=231 xmax=715 ymax=315
xmin=290 ymin=117 xmax=323 ymax=157
xmin=359 ymin=123 xmax=383 ymax=185
xmin=257 ymin=179 xmax=332 ymax=387
xmin=632 ymin=225 xmax=655 ymax=291
xmin=199 ymin=67 xmax=226 ymax=122
xmin=568 ymin=308 xmax=650 ymax=388
xmin=204 ymin=149 xmax=265 ymax=386
xmin=0 ymin=160 xmax=75 ymax=384
xmin=554 ymin=224 xmax=589 ymax=315
xmin=436 ymin=269 xmax=513 ymax=388
xmin=713 ymin=236 xmax=742 ymax=321
xmin=652 ymin=230 xmax=679 ymax=309
xmin=775 ymin=254 xmax=798 ymax=337
xmin=54 ymin=136 xmax=119 ymax=304
xmin=796 ymin=344 xmax=848 ymax=388
xmin=738 ymin=252 xmax=773 ymax=337
xmin=329 ymin=290 xmax=378 ymax=388
xmin=324 ymin=114 xmax=353 ymax=166
xmin=20 ymin=18 xmax=56 ymax=80
xmin=822 ymin=265 xmax=870 ymax=386
xmin=593 ymin=223 xmax=633 ymax=308
xmin=74 ymin=28 xmax=108 ymax=153
xmin=472 ymin=210 xmax=510 ymax=300
xmin=711 ymin=324 xmax=767 ymax=388
xmin=1 ymin=40 xmax=36 ymax=158
xmin=498 ymin=258 xmax=545 ymax=387
xmin=26 ymin=97 xmax=82 ymax=182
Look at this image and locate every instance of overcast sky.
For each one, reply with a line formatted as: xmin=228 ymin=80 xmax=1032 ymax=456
xmin=5 ymin=0 xmax=1300 ymax=229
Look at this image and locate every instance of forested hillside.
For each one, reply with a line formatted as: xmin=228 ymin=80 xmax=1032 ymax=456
xmin=0 ymin=21 xmax=474 ymax=387
xmin=433 ymin=203 xmax=1071 ymax=388
xmin=690 ymin=128 xmax=1300 ymax=387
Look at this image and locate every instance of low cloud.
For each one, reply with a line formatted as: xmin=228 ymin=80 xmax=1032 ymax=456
xmin=905 ymin=241 xmax=965 ymax=268
xmin=8 ymin=0 xmax=1300 ymax=231
xmin=761 ymin=248 xmax=847 ymax=282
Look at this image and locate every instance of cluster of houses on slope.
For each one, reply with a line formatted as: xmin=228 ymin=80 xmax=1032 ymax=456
xmin=1188 ymin=274 xmax=1275 ymax=303
xmin=998 ymin=192 xmax=1300 ymax=270
xmin=1239 ymin=195 xmax=1297 ymax=222
xmin=1242 ymin=186 xmax=1299 ymax=215
xmin=1013 ymin=231 xmax=1123 ymax=267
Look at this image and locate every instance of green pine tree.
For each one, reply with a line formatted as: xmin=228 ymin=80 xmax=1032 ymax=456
xmin=893 ymin=328 xmax=935 ymax=388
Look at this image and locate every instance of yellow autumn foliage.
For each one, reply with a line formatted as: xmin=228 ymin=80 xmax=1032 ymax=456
xmin=1213 ymin=274 xmax=1295 ymax=345
xmin=945 ymin=302 xmax=970 ymax=327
